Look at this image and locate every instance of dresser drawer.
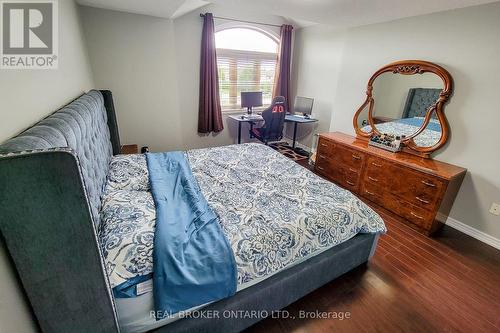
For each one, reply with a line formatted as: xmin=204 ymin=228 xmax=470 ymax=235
xmin=335 ymin=144 xmax=365 ymax=171
xmin=389 ymin=196 xmax=434 ymax=230
xmin=361 ymin=183 xmax=385 ymax=207
xmin=315 ymin=156 xmax=360 ymax=192
xmin=389 ymin=166 xmax=445 ymax=209
xmin=316 ymin=152 xmax=330 ymax=166
xmin=315 ymin=155 xmax=331 ymax=176
xmin=364 ymin=156 xmax=391 ymax=187
xmin=338 ymin=163 xmax=360 ymax=191
xmin=315 ymin=155 xmax=343 ymax=183
xmin=362 ymin=183 xmax=433 ymax=229
xmin=317 ymin=137 xmax=336 ymax=157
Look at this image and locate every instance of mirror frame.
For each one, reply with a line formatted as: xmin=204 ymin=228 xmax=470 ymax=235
xmin=353 ymin=60 xmax=453 ymax=158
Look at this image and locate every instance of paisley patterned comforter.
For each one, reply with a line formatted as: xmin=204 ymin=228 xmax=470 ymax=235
xmin=100 ymin=156 xmax=154 ymax=292
xmin=99 ymin=143 xmax=386 ymax=295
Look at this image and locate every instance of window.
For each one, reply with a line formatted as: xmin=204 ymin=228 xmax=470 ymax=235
xmin=215 ymin=28 xmax=278 ymax=110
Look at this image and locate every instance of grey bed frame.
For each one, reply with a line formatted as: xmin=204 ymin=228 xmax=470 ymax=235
xmin=0 ymin=90 xmax=380 ymax=333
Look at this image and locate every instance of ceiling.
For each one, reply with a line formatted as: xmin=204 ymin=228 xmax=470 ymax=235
xmin=76 ymin=0 xmax=209 ymax=19
xmin=76 ymin=0 xmax=499 ymax=27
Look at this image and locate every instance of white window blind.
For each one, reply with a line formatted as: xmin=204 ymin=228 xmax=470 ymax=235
xmin=215 ymin=28 xmax=278 ymax=111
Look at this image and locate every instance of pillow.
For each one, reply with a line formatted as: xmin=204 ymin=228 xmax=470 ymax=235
xmin=105 ymin=154 xmax=149 ymax=192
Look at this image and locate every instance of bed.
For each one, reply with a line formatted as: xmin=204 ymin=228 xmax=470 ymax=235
xmin=0 ymin=90 xmax=385 ymax=333
xmin=362 ymin=116 xmax=442 ymax=147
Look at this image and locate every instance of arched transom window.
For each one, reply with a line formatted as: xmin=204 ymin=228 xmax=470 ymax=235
xmin=215 ymin=28 xmax=278 ymax=110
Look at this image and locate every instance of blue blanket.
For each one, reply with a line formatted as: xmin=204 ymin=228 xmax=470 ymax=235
xmin=146 ymin=152 xmax=237 ymax=317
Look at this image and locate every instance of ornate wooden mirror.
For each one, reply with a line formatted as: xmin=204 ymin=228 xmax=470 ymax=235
xmin=353 ymin=60 xmax=453 ymax=158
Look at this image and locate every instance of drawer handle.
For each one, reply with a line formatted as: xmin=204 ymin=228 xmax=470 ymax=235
xmin=371 ymin=162 xmax=382 ymax=167
xmin=346 ymin=180 xmax=355 ymax=186
xmin=410 ymin=211 xmax=424 ymax=220
xmin=319 ymin=155 xmax=326 ymax=160
xmin=318 ymin=166 xmax=325 ymax=171
xmin=368 ymin=176 xmax=378 ymax=182
xmin=415 ymin=196 xmax=430 ymax=204
xmin=352 ymin=154 xmax=361 ymax=160
xmin=348 ymin=167 xmax=358 ymax=173
xmin=421 ymin=180 xmax=436 ymax=187
xmin=321 ymin=143 xmax=328 ymax=147
xmin=365 ymin=190 xmax=375 ymax=196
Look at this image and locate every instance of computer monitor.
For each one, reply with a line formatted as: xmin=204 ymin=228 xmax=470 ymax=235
xmin=294 ymin=96 xmax=314 ymax=116
xmin=241 ymin=91 xmax=263 ymax=114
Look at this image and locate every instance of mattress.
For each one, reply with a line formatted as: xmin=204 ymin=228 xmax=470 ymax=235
xmin=99 ymin=143 xmax=386 ymax=333
xmin=115 ymin=237 xmax=358 ymax=333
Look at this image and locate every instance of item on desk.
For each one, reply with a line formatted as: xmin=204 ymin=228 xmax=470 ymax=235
xmin=293 ymin=96 xmax=314 ymax=117
xmin=241 ymin=91 xmax=263 ymax=115
xmin=244 ymin=114 xmax=261 ymax=120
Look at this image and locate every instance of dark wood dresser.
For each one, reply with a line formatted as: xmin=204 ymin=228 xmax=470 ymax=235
xmin=315 ymin=132 xmax=467 ymax=235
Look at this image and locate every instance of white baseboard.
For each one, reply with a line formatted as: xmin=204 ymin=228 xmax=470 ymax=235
xmin=445 ymin=216 xmax=500 ymax=250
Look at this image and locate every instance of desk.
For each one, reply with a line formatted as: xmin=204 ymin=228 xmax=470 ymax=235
xmin=228 ymin=114 xmax=264 ymax=144
xmin=285 ymin=115 xmax=318 ymax=148
xmin=229 ymin=114 xmax=318 ymax=146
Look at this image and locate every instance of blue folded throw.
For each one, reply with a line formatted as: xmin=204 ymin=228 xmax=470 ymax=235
xmin=146 ymin=152 xmax=237 ymax=318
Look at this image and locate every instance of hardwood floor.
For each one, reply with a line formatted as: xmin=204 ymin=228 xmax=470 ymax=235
xmin=243 ymin=164 xmax=500 ymax=333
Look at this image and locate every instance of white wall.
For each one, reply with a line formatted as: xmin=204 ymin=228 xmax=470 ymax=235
xmin=373 ymin=72 xmax=443 ymax=120
xmin=79 ymin=4 xmax=288 ymax=152
xmin=0 ymin=1 xmax=94 ymax=332
xmin=0 ymin=2 xmax=94 ymax=142
xmin=292 ymin=2 xmax=500 ymax=239
xmin=290 ymin=25 xmax=346 ymax=147
xmin=79 ymin=7 xmax=184 ymax=152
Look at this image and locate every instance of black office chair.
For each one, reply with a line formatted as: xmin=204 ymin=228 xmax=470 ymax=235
xmin=251 ymin=96 xmax=287 ymax=145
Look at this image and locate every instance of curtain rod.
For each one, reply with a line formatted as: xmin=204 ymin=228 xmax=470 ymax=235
xmin=200 ymin=13 xmax=284 ymax=28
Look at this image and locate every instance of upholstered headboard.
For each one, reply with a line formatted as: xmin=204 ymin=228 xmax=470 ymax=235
xmin=402 ymin=88 xmax=441 ymax=119
xmin=0 ymin=90 xmax=119 ymax=227
xmin=0 ymin=90 xmax=121 ymax=332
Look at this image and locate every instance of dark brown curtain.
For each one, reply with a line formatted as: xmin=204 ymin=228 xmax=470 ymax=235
xmin=273 ymin=24 xmax=293 ymax=112
xmin=198 ymin=13 xmax=224 ymax=133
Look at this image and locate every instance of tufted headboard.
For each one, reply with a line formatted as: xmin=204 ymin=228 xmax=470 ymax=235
xmin=0 ymin=90 xmax=120 ymax=227
xmin=0 ymin=90 xmax=121 ymax=332
xmin=402 ymin=88 xmax=441 ymax=119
